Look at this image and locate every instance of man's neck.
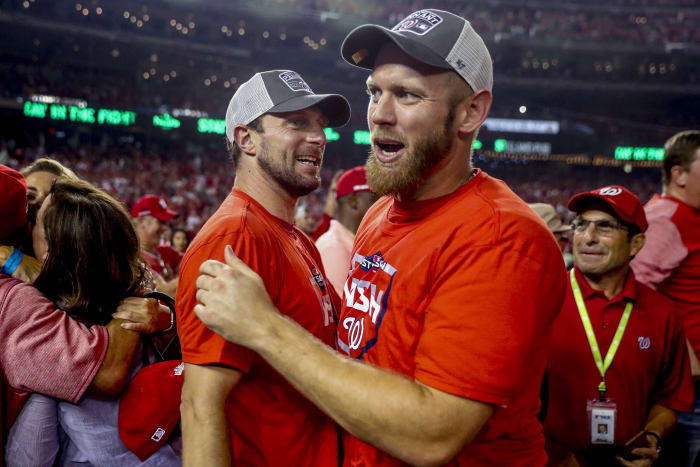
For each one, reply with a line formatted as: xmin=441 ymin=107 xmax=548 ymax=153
xmin=580 ymin=265 xmax=629 ymax=300
xmin=397 ymin=142 xmax=474 ymax=202
xmin=234 ymin=165 xmax=297 ymax=223
xmin=663 ymin=184 xmax=699 ymax=209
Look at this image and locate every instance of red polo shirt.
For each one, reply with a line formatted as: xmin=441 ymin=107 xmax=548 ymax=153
xmin=545 ymin=267 xmax=693 ymax=457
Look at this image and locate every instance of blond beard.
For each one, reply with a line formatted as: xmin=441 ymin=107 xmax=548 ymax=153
xmin=365 ymin=124 xmax=453 ymax=198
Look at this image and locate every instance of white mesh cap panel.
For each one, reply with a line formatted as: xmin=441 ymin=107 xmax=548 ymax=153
xmin=225 ymin=73 xmax=274 ymax=143
xmin=445 ymin=21 xmax=493 ymax=93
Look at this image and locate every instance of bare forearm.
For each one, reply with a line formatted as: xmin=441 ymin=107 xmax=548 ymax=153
xmin=180 ymin=399 xmax=231 ymax=466
xmin=180 ymin=363 xmax=240 ymax=467
xmin=88 ymin=319 xmax=140 ymax=396
xmin=254 ymin=312 xmax=492 ymax=465
xmin=644 ymin=404 xmax=678 ymax=439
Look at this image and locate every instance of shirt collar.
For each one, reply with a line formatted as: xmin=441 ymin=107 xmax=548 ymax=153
xmin=573 ymin=266 xmax=638 ymax=303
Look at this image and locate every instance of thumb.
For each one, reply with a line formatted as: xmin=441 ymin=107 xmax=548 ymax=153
xmin=224 ymin=244 xmax=240 ymax=267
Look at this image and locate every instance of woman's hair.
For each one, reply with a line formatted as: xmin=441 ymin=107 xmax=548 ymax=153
xmin=171 ymin=228 xmax=190 ymax=246
xmin=33 ymin=178 xmax=149 ymax=325
xmin=20 ymin=157 xmax=79 ymax=180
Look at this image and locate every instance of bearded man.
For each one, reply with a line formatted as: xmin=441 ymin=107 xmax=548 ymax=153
xmin=175 ymin=70 xmax=350 ymax=466
xmin=192 ymin=10 xmax=567 ymax=466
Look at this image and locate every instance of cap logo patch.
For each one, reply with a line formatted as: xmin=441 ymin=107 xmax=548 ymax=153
xmin=279 ymin=71 xmax=312 ymax=92
xmin=599 ymin=187 xmax=622 ymax=196
xmin=393 ymin=10 xmax=443 ymax=36
xmin=151 ymin=427 xmax=166 ymax=442
xmin=159 ymin=199 xmax=168 ymax=209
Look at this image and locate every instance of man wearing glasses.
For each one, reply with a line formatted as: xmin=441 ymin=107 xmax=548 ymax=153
xmin=544 ymin=185 xmax=693 ymax=466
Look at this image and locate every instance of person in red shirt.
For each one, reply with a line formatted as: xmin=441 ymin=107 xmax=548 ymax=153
xmin=316 ymin=166 xmax=378 ymax=296
xmin=545 ymin=185 xmax=693 ymax=467
xmin=631 ymin=130 xmax=700 ymax=466
xmin=191 ymin=10 xmax=566 ymax=466
xmin=176 ymin=69 xmax=350 ymax=466
xmin=132 ymin=194 xmax=180 ymax=296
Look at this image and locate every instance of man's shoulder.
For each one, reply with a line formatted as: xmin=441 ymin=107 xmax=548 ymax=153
xmin=456 ymin=173 xmax=556 ymax=246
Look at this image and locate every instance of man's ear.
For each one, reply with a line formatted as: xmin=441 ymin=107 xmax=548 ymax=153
xmin=671 ymin=165 xmax=687 ymax=188
xmin=234 ymin=125 xmax=257 ymax=157
xmin=455 ymin=89 xmax=492 ymax=137
xmin=629 ymin=232 xmax=645 ymax=257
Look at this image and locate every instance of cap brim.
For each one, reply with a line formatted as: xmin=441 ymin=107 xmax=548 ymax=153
xmin=341 ymin=24 xmax=451 ymax=72
xmin=269 ymin=94 xmax=351 ymax=128
xmin=153 ymin=209 xmax=178 ymax=222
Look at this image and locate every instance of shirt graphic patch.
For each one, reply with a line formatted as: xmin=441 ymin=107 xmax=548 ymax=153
xmin=309 ymin=265 xmax=335 ymax=326
xmin=279 ymin=71 xmax=312 ymax=92
xmin=338 ymin=252 xmax=397 ymax=357
xmin=392 ymin=10 xmax=443 ymax=36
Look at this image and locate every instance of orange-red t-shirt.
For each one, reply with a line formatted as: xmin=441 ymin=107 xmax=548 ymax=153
xmin=176 ymin=188 xmax=339 ymax=466
xmin=338 ymin=170 xmax=567 ymax=466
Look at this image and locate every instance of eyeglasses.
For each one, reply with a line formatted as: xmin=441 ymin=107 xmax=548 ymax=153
xmin=571 ymin=217 xmax=629 ymax=236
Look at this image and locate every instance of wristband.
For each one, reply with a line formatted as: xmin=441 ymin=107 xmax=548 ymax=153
xmin=645 ymin=431 xmax=662 ymax=452
xmin=0 ymin=248 xmax=23 ymax=276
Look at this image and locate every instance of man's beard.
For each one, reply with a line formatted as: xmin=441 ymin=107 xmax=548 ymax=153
xmin=365 ymin=114 xmax=454 ymax=198
xmin=257 ymin=140 xmax=321 ymax=197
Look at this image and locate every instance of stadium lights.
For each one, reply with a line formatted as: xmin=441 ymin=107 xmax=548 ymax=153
xmin=614 ymin=146 xmax=664 ymax=161
xmin=23 ymin=102 xmax=135 ymax=126
xmin=153 ymin=114 xmax=181 ymax=130
xmin=323 ymin=128 xmax=339 ymax=141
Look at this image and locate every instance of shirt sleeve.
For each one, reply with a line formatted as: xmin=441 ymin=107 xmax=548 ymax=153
xmin=414 ymin=244 xmax=564 ymax=406
xmin=650 ymin=303 xmax=694 ymax=413
xmin=0 ymin=279 xmax=108 ymax=403
xmin=632 ymin=216 xmax=687 ymax=290
xmin=176 ymin=228 xmax=278 ymax=372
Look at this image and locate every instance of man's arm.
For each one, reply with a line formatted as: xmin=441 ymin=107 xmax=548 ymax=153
xmin=90 ymin=297 xmax=172 ymax=396
xmin=194 ymin=246 xmax=493 ymax=466
xmin=631 ymin=216 xmax=685 ymax=290
xmin=616 ymin=404 xmax=677 ymax=467
xmin=0 ymin=245 xmax=41 ymax=283
xmin=180 ymin=363 xmax=242 ymax=467
xmin=155 ymin=275 xmax=179 ymax=296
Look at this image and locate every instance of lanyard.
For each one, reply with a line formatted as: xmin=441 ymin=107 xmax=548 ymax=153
xmin=570 ymin=269 xmax=633 ymax=400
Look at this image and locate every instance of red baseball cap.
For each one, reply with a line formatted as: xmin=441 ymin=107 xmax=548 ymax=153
xmin=567 ymin=185 xmax=648 ymax=232
xmin=335 ymin=166 xmax=371 ymax=200
xmin=0 ymin=164 xmax=28 ymax=239
xmin=131 ymin=195 xmax=178 ymax=222
xmin=118 ymin=360 xmax=184 ymax=461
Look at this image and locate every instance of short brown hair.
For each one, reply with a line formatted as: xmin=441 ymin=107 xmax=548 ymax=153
xmin=226 ymin=116 xmax=265 ymax=166
xmin=663 ymin=130 xmax=700 ymax=186
xmin=34 ymin=178 xmax=149 ymax=325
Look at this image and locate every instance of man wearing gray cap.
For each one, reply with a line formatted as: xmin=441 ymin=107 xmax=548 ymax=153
xmin=193 ymin=11 xmax=565 ymax=466
xmin=175 ymin=70 xmax=350 ymax=466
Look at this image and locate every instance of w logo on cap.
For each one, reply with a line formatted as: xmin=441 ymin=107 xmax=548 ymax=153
xmin=278 ymin=71 xmax=312 ymax=92
xmin=599 ymin=187 xmax=622 ymax=196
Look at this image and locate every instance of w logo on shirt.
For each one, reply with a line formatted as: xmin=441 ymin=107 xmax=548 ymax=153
xmin=638 ymin=336 xmax=651 ymax=350
xmin=337 ymin=252 xmax=397 ymax=358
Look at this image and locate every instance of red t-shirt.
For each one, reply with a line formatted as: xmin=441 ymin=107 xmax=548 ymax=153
xmin=338 ymin=170 xmax=567 ymax=466
xmin=631 ymin=195 xmax=700 ymax=358
xmin=0 ymin=276 xmax=108 ymax=467
xmin=545 ymin=267 xmax=693 ymax=458
xmin=176 ymin=189 xmax=339 ymax=466
xmin=157 ymin=245 xmax=183 ymax=274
